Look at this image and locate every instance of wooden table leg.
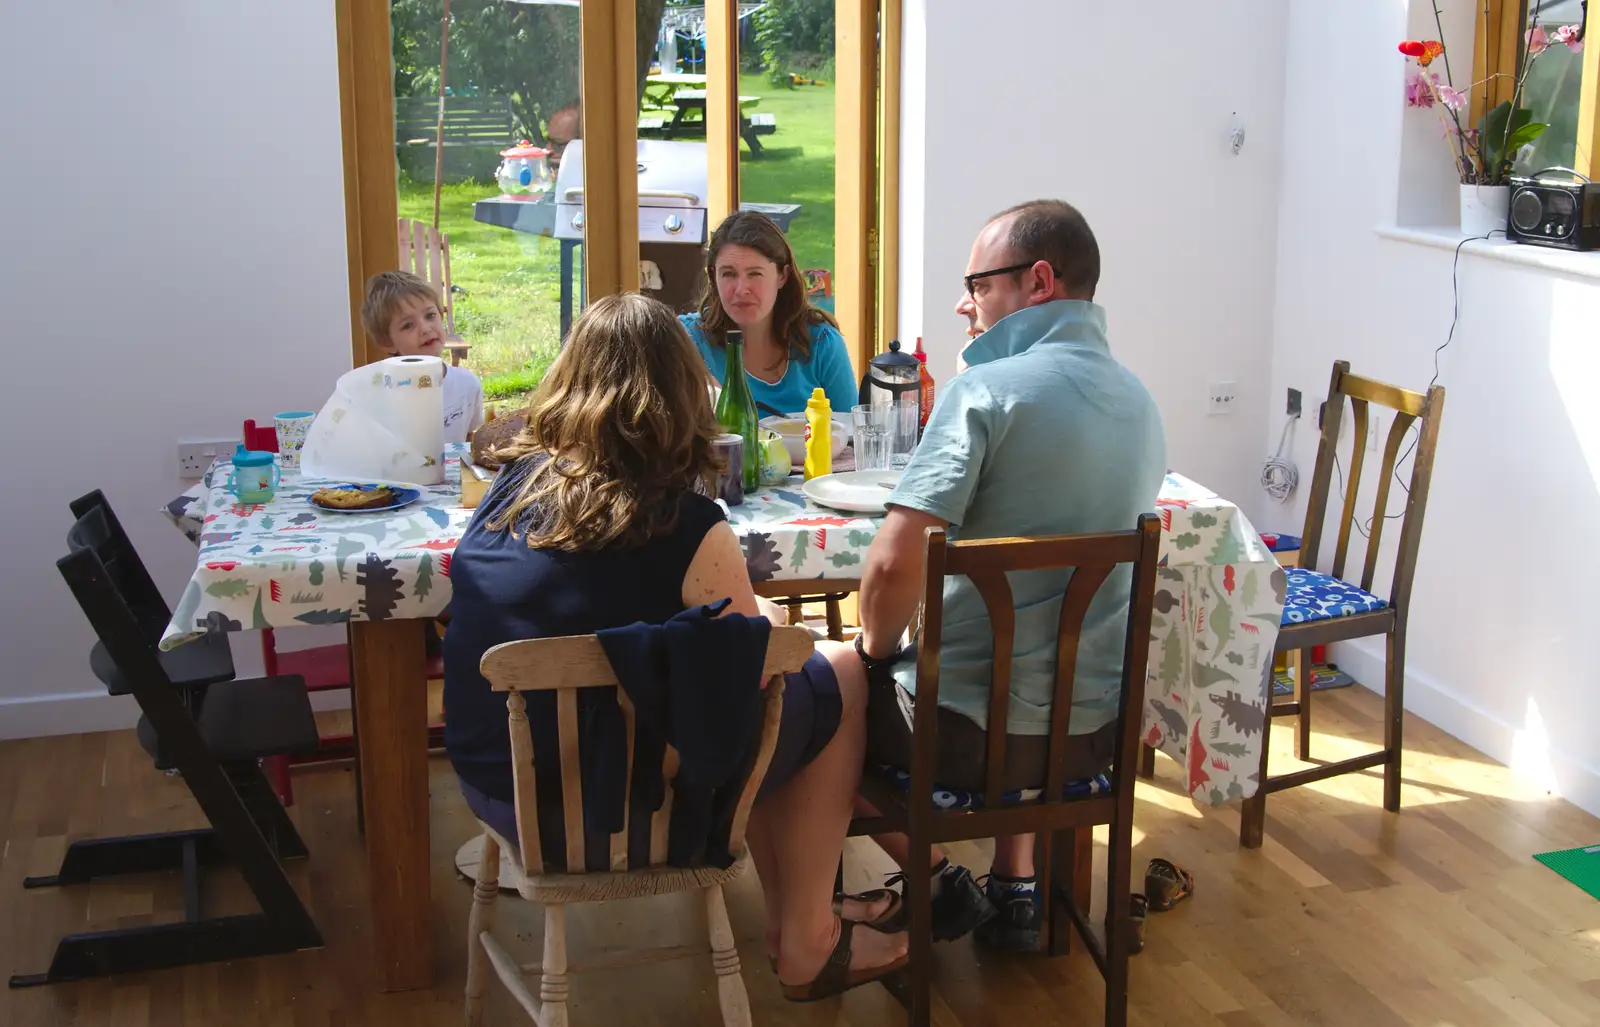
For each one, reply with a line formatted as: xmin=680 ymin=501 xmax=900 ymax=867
xmin=350 ymin=618 xmax=434 ymax=991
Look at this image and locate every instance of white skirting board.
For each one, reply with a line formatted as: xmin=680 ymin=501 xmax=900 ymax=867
xmin=1331 ymin=639 xmax=1600 ymax=821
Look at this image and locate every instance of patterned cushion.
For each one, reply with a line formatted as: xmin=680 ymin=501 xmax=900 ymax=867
xmin=873 ymin=765 xmax=1112 ymax=811
xmin=1281 ymin=568 xmax=1387 ymax=625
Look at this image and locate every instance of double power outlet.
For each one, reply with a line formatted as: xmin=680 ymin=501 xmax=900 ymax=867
xmin=177 ymin=439 xmax=239 ymax=479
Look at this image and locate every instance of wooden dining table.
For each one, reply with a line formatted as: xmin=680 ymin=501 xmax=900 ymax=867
xmin=163 ymin=451 xmax=1282 ymax=990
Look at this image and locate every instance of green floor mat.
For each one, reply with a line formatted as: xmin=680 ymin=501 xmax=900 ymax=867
xmin=1533 ymin=844 xmax=1600 ymax=900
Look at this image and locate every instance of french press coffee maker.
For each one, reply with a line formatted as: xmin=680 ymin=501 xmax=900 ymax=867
xmin=858 ymin=339 xmax=923 ymax=466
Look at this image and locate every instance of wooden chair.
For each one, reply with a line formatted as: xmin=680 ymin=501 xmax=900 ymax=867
xmin=398 ymin=217 xmax=470 ymax=366
xmin=13 ymin=534 xmax=322 ymax=987
xmin=463 ymin=625 xmax=814 ymax=1027
xmin=849 ymin=516 xmax=1161 ymax=1027
xmin=1237 ymin=361 xmax=1445 ymax=848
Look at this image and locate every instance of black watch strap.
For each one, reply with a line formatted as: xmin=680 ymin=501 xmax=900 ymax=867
xmin=854 ymin=632 xmax=897 ymax=672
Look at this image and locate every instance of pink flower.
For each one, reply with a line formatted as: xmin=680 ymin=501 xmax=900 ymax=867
xmin=1436 ymin=84 xmax=1467 ymax=111
xmin=1405 ymin=70 xmax=1437 ymax=108
xmin=1553 ymin=24 xmax=1584 ymax=53
xmin=1527 ymin=24 xmax=1550 ymax=55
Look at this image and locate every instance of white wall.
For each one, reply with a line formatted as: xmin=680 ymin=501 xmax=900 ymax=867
xmin=1266 ymin=0 xmax=1600 ymax=816
xmin=899 ymin=0 xmax=1290 ymax=510
xmin=0 ymin=2 xmax=351 ymax=737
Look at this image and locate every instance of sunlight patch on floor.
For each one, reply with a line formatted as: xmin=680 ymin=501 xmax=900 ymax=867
xmin=1135 ymin=782 xmax=1206 ymax=819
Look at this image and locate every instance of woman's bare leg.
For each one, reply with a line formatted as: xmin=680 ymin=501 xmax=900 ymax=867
xmin=757 ymin=642 xmax=906 ymax=984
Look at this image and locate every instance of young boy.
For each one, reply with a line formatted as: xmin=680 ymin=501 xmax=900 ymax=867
xmin=360 ymin=271 xmax=484 ymax=445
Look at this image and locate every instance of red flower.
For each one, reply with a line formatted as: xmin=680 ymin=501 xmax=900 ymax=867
xmin=1400 ymin=40 xmax=1444 ymax=65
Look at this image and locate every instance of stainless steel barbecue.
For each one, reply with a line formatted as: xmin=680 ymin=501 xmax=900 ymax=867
xmin=554 ymin=138 xmax=710 ymax=245
xmin=553 ymin=138 xmax=709 ymax=312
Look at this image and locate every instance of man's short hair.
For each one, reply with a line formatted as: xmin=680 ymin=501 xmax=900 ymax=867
xmin=990 ymin=199 xmax=1100 ymax=300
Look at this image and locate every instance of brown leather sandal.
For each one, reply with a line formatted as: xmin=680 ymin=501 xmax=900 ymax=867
xmin=780 ymin=919 xmax=910 ymax=1003
xmin=832 ymin=888 xmax=904 ymax=933
xmin=769 ymin=890 xmax=904 ymax=971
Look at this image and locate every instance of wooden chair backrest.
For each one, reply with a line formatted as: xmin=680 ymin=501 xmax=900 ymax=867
xmin=911 ymin=515 xmax=1162 ymax=810
xmin=1299 ymin=361 xmax=1445 ymax=614
xmin=478 ymin=624 xmax=815 ymax=876
xmin=396 ymin=217 xmax=455 ymax=336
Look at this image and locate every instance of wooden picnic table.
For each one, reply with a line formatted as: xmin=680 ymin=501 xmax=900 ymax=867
xmin=665 ymin=90 xmax=775 ymax=155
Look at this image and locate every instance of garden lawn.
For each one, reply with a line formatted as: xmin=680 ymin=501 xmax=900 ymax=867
xmin=397 ymin=73 xmax=837 ymax=407
xmin=737 ymin=73 xmax=836 ymax=276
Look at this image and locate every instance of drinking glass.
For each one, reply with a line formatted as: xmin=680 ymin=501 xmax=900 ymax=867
xmin=851 ymin=404 xmax=893 ymax=471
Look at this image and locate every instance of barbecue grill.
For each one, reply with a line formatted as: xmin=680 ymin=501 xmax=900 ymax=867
xmin=472 ymin=138 xmax=800 ymax=335
xmin=555 ymin=138 xmax=710 ymax=314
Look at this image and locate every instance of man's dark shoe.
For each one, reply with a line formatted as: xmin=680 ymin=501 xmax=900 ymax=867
xmin=973 ymin=874 xmax=1042 ymax=952
xmin=876 ymin=861 xmax=997 ymax=941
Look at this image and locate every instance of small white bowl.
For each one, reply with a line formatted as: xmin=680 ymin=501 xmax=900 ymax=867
xmin=760 ymin=415 xmax=851 ymax=465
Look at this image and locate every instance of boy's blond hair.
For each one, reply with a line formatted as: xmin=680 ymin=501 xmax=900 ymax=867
xmin=362 ymin=271 xmax=441 ymax=349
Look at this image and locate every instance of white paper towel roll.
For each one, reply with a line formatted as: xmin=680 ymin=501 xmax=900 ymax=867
xmin=300 ymin=355 xmax=447 ymax=485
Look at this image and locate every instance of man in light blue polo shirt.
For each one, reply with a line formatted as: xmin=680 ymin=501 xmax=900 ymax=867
xmin=852 ymin=200 xmax=1166 ymax=950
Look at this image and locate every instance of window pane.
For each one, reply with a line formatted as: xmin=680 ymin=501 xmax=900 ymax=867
xmin=390 ymin=0 xmax=580 ymax=412
xmin=393 ymin=1 xmax=699 ymax=412
xmin=1516 ymin=1 xmax=1585 ymax=175
xmin=738 ymin=0 xmax=837 ymax=325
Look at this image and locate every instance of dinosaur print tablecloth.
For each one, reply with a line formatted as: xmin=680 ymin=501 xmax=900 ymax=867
xmin=163 ymin=460 xmax=1280 ymax=807
xmin=1143 ymin=473 xmax=1286 ymax=806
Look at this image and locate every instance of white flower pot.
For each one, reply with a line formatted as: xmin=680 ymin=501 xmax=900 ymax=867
xmin=1459 ymin=184 xmax=1510 ymax=237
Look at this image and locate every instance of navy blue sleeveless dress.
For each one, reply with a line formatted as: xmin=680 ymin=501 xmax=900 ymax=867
xmin=443 ymin=457 xmax=840 ymax=864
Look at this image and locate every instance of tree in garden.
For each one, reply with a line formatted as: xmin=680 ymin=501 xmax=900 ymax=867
xmin=753 ymin=0 xmax=834 ymax=81
xmin=391 ymin=0 xmax=669 ymax=154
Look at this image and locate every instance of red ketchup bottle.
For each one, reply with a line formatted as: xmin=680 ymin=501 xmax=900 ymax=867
xmin=913 ymin=336 xmax=936 ymax=432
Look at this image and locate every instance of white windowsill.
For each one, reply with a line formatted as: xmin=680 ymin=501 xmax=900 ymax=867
xmin=1375 ymin=225 xmax=1600 ymax=280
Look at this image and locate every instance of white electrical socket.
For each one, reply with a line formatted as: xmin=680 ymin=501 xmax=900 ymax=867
xmin=1208 ymin=381 xmax=1237 ymax=415
xmin=177 ymin=439 xmax=237 ymax=479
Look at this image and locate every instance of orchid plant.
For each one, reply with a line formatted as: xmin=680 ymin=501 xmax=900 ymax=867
xmin=1402 ymin=0 xmax=1585 ymax=185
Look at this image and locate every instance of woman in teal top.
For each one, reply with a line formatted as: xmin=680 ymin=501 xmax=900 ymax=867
xmin=680 ymin=211 xmax=858 ymax=416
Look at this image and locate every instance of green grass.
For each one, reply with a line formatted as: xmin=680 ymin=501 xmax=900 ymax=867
xmin=398 ymin=73 xmax=837 ymax=407
xmin=738 ymin=73 xmax=836 ymax=277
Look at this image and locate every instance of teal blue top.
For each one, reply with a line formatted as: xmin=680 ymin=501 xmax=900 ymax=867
xmin=679 ymin=313 xmax=858 ymax=417
xmin=887 ymin=300 xmax=1167 ymax=737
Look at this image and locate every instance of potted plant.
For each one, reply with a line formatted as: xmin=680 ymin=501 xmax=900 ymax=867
xmin=1401 ymin=0 xmax=1585 ymax=234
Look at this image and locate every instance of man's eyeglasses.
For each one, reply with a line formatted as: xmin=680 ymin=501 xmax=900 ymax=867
xmin=964 ymin=261 xmax=1062 ymax=298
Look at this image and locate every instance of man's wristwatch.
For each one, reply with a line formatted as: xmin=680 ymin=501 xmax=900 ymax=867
xmin=854 ymin=633 xmax=898 ymax=674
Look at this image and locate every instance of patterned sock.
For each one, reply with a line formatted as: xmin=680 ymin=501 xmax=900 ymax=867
xmin=991 ymin=873 xmax=1037 ymax=896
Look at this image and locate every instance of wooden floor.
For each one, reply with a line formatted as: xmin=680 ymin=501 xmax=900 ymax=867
xmin=2 ymin=686 xmax=1598 ymax=1027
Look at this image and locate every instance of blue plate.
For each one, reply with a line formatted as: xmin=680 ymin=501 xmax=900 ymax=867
xmin=309 ymin=483 xmax=424 ymax=514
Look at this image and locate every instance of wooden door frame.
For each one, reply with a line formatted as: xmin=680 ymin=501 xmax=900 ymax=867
xmin=337 ymin=0 xmax=399 ymax=368
xmin=836 ymin=0 xmax=879 ymax=375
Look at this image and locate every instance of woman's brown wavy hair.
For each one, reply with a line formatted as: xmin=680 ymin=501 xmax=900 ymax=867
xmin=485 ymin=293 xmax=722 ymax=551
xmin=696 ymin=210 xmax=837 ymax=362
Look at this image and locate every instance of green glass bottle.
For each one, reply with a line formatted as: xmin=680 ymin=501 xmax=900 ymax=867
xmin=714 ymin=330 xmax=764 ymax=490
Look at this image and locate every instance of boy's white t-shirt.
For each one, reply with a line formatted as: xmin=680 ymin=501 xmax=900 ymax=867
xmin=442 ymin=366 xmax=485 ymax=445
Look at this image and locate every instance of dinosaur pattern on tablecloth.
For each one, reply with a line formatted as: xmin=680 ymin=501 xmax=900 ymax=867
xmin=160 ymin=460 xmax=1283 ymax=807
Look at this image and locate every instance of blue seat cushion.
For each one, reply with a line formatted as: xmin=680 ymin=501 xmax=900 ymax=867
xmin=872 ymin=765 xmax=1112 ymax=811
xmin=1281 ymin=568 xmax=1387 ymax=625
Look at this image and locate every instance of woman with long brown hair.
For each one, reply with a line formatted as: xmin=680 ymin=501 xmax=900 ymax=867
xmin=681 ymin=210 xmax=858 ymax=416
xmin=444 ymin=294 xmax=906 ymax=1000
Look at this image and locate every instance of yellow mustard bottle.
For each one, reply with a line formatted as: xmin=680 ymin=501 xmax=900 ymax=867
xmin=803 ymin=387 xmax=832 ymax=480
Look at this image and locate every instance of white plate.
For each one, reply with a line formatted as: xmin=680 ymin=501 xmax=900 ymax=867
xmin=801 ymin=471 xmax=900 ymax=513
